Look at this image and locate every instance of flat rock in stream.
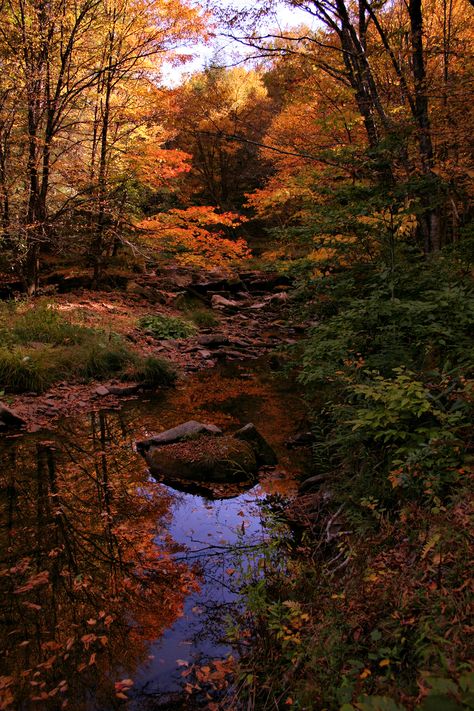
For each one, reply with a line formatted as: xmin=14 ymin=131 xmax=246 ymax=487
xmin=143 ymin=435 xmax=257 ymax=482
xmin=137 ymin=420 xmax=222 ymax=452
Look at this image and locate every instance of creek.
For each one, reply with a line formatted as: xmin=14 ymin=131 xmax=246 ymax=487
xmin=0 ymin=359 xmax=308 ymax=710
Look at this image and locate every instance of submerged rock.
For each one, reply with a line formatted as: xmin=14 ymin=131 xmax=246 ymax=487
xmin=143 ymin=435 xmax=257 ymax=482
xmin=137 ymin=421 xmax=277 ymax=484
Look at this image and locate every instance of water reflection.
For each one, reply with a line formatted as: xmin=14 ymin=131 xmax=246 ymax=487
xmin=0 ymin=361 xmax=307 ymax=709
xmin=0 ymin=412 xmax=194 ymax=710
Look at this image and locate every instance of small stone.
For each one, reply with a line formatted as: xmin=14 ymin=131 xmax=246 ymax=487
xmin=95 ymin=386 xmax=110 ymax=396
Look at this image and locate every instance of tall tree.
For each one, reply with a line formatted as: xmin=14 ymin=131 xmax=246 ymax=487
xmin=222 ymin=0 xmax=474 ymax=251
xmin=169 ymin=66 xmax=274 ymax=210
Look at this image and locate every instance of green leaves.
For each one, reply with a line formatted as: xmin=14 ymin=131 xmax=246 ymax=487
xmin=349 ymin=368 xmax=434 ymax=444
xmin=138 ymin=314 xmax=196 ymax=339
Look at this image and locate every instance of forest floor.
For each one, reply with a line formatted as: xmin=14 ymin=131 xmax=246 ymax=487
xmin=4 ymin=265 xmax=301 ymax=430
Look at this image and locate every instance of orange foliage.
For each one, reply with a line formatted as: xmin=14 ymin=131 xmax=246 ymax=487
xmin=139 ymin=206 xmax=251 ymax=269
xmin=129 ymin=145 xmax=192 ymax=187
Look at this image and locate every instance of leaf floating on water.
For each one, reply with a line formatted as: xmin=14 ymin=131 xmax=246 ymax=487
xmin=14 ymin=570 xmax=49 ymax=594
xmin=114 ymin=678 xmax=134 ymax=699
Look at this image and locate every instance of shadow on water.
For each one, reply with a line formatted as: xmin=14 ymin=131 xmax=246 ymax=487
xmin=0 ymin=360 xmax=308 ymax=710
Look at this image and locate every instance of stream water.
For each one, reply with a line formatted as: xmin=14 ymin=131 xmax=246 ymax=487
xmin=0 ymin=360 xmax=308 ymax=710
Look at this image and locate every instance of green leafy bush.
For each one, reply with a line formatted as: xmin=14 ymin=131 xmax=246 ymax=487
xmin=301 ymin=283 xmax=474 ymax=383
xmin=232 ymin=249 xmax=473 ymax=710
xmin=138 ymin=314 xmax=196 ymax=339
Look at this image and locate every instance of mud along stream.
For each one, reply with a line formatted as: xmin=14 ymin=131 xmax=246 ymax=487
xmin=0 ymin=359 xmax=308 ymax=710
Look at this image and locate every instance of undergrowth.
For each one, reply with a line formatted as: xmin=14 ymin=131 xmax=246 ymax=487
xmin=186 ymin=308 xmax=219 ymax=328
xmin=230 ymin=245 xmax=474 ymax=710
xmin=0 ymin=300 xmax=176 ymax=392
xmin=138 ymin=313 xmax=197 ymax=339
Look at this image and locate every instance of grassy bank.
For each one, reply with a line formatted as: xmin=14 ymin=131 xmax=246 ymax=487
xmin=0 ymin=300 xmax=176 ymax=393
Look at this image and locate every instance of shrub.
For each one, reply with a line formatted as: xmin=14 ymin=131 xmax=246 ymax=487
xmin=300 ymin=283 xmax=474 ymax=383
xmin=130 ymin=355 xmax=177 ymax=386
xmin=138 ymin=314 xmax=196 ymax=339
xmin=187 ymin=308 xmax=219 ymax=328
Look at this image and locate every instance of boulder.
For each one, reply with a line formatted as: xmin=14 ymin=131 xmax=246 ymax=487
xmin=197 ymin=334 xmax=230 ymax=348
xmin=142 ymin=435 xmax=257 ymax=482
xmin=211 ymin=294 xmax=240 ymax=310
xmin=136 ymin=420 xmax=222 ymax=453
xmin=0 ymin=403 xmax=26 ymax=430
xmin=234 ymin=423 xmax=277 ymax=466
xmin=137 ymin=421 xmax=277 ymax=484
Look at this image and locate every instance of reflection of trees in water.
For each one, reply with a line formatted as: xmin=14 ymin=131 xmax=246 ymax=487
xmin=0 ymin=411 xmax=197 ymax=710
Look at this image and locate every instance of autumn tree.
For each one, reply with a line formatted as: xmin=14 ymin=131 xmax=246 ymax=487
xmin=0 ymin=0 xmax=204 ymax=291
xmin=168 ymin=65 xmax=274 ymax=211
xmin=222 ymin=0 xmax=474 ymax=252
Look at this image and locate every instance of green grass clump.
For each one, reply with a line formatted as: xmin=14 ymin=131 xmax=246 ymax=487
xmin=0 ymin=301 xmax=178 ymax=393
xmin=138 ymin=314 xmax=196 ymax=339
xmin=8 ymin=302 xmax=92 ymax=345
xmin=186 ymin=308 xmax=219 ymax=328
xmin=130 ymin=355 xmax=177 ymax=387
xmin=0 ymin=348 xmax=54 ymax=393
xmin=79 ymin=341 xmax=133 ymax=380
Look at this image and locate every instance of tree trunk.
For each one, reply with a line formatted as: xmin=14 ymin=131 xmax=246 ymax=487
xmin=92 ymin=43 xmax=114 ymax=286
xmin=409 ymin=0 xmax=441 ymax=252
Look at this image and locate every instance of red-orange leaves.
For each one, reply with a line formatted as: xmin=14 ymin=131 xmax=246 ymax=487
xmin=139 ymin=206 xmax=250 ymax=269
